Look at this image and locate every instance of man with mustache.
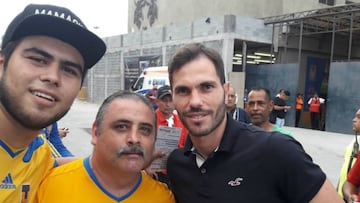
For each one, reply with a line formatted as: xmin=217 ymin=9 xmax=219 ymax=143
xmin=246 ymin=87 xmax=291 ymax=136
xmin=166 ymin=43 xmax=342 ymax=203
xmin=36 ymin=91 xmax=175 ymax=202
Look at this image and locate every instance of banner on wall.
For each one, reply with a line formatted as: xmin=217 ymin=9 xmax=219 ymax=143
xmin=123 ymin=55 xmax=161 ymax=90
xmin=304 ymin=56 xmax=327 ymax=110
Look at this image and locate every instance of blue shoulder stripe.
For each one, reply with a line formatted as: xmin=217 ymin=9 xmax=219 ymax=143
xmin=23 ymin=137 xmax=45 ymax=162
xmin=0 ymin=139 xmax=24 ymax=158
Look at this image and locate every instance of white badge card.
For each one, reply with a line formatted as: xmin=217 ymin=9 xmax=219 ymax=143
xmin=151 ymin=126 xmax=182 ymax=170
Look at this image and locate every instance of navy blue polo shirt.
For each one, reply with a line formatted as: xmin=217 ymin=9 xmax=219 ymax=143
xmin=167 ymin=115 xmax=325 ymax=203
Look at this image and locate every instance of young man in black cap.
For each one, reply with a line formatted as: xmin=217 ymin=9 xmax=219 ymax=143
xmin=0 ymin=4 xmax=105 ymax=202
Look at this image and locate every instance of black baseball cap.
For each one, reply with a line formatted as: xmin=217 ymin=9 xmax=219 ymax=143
xmin=157 ymin=85 xmax=171 ymax=99
xmin=1 ymin=4 xmax=106 ymax=70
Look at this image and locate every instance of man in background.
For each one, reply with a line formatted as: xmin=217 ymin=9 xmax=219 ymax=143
xmin=308 ymin=92 xmax=325 ymax=130
xmin=226 ymin=86 xmax=251 ymax=124
xmin=246 ymin=87 xmax=291 ymax=136
xmin=156 ymin=85 xmax=188 ymax=147
xmin=152 ymin=85 xmax=188 ymax=186
xmin=272 ymin=90 xmax=291 ymax=127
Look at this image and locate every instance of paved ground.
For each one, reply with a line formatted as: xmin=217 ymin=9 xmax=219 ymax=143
xmin=59 ymin=99 xmax=355 ymax=187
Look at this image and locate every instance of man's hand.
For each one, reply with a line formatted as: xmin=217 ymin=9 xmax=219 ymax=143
xmin=58 ymin=128 xmax=70 ymax=138
xmin=143 ymin=150 xmax=166 ymax=169
xmin=345 ymin=194 xmax=358 ymax=203
xmin=343 ymin=181 xmax=359 ymax=203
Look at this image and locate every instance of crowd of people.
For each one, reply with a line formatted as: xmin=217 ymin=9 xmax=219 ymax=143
xmin=0 ymin=3 xmax=357 ymax=203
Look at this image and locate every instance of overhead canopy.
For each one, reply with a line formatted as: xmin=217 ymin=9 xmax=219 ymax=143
xmin=262 ymin=3 xmax=360 ymax=41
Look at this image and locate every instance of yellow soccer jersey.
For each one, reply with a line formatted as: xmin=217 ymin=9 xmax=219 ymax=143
xmin=36 ymin=157 xmax=175 ymax=203
xmin=0 ymin=137 xmax=54 ymax=203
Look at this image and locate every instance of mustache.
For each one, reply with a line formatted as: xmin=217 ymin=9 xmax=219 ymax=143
xmin=185 ymin=107 xmax=210 ymax=115
xmin=117 ymin=145 xmax=145 ymax=158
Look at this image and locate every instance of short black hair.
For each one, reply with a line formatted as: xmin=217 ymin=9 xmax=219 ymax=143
xmin=168 ymin=43 xmax=225 ymax=87
xmin=249 ymin=87 xmax=272 ymax=101
xmin=94 ymin=90 xmax=157 ymax=136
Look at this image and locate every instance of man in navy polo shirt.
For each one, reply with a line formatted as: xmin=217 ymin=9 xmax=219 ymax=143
xmin=166 ymin=43 xmax=342 ymax=203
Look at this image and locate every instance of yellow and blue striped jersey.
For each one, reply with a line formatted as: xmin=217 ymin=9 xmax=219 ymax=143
xmin=0 ymin=136 xmax=55 ymax=203
xmin=36 ymin=157 xmax=175 ymax=203
xmin=38 ymin=134 xmax=61 ymax=158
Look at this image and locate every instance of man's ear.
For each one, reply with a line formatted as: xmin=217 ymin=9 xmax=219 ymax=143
xmin=91 ymin=122 xmax=99 ymax=146
xmin=0 ymin=54 xmax=5 ymax=77
xmin=269 ymin=100 xmax=274 ymax=110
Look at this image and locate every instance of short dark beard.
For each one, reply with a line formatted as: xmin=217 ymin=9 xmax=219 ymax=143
xmin=0 ymin=72 xmax=68 ymax=130
xmin=180 ymin=103 xmax=227 ymax=137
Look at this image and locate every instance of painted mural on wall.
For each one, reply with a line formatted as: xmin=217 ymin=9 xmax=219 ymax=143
xmin=123 ymin=55 xmax=162 ymax=90
xmin=304 ymin=56 xmax=329 ymax=110
xmin=134 ymin=0 xmax=158 ymax=30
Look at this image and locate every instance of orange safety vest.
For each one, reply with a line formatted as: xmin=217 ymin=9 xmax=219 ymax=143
xmin=296 ymin=97 xmax=303 ymax=110
xmin=309 ymin=98 xmax=321 ymax=113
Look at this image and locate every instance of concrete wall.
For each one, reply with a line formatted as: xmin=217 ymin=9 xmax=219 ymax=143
xmin=235 ymin=16 xmax=272 ymax=44
xmin=86 ymin=15 xmax=273 ymax=103
xmin=128 ymin=0 xmax=280 ymax=32
xmin=245 ymin=64 xmax=298 ymax=127
xmin=276 ymin=48 xmax=330 ymax=94
xmin=326 ymin=62 xmax=360 ymax=134
xmin=128 ymin=0 xmax=348 ymax=32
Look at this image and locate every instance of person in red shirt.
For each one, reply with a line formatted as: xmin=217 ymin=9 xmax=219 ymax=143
xmin=155 ymin=85 xmax=188 ymax=148
xmin=308 ymin=93 xmax=325 ymax=130
xmin=152 ymin=85 xmax=188 ymax=187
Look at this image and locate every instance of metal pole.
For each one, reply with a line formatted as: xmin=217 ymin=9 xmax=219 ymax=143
xmin=242 ymin=41 xmax=247 ymax=72
xmin=284 ymin=23 xmax=288 ymax=63
xmin=297 ymin=21 xmax=303 ymax=67
xmin=271 ymin=24 xmax=274 ymax=57
xmin=330 ymin=16 xmax=336 ymax=62
xmin=348 ymin=12 xmax=354 ymax=61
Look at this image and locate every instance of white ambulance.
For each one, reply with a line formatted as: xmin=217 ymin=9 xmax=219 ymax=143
xmin=131 ymin=66 xmax=169 ymax=95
